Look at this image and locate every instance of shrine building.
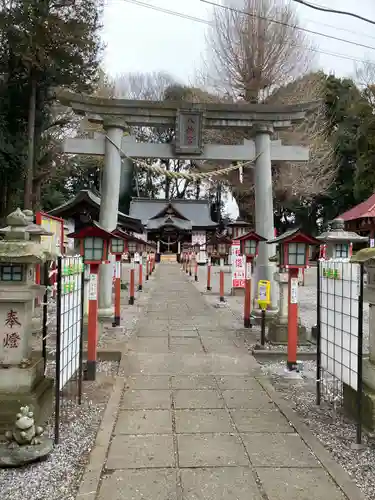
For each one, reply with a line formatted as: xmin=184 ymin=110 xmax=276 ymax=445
xmin=48 ymin=189 xmax=143 ymax=234
xmin=339 ymin=192 xmax=375 ymax=244
xmin=129 ymin=198 xmax=218 ymax=261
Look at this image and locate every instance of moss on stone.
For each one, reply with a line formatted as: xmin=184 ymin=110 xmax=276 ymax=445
xmin=351 ymin=248 xmax=375 ymax=264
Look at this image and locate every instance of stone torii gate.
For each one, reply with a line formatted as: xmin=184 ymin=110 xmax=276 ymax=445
xmin=57 ymin=90 xmax=313 ymax=319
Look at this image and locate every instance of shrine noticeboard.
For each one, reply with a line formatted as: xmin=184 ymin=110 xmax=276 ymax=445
xmin=35 ymin=212 xmax=65 ymax=290
xmin=231 ymin=241 xmax=245 ymax=288
xmin=35 ymin=212 xmax=65 ymax=255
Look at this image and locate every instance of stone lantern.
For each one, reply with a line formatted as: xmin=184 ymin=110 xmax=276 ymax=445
xmin=317 ymin=218 xmax=368 ymax=260
xmin=0 ymin=213 xmax=54 ymax=331
xmin=0 ymin=208 xmax=53 ymax=433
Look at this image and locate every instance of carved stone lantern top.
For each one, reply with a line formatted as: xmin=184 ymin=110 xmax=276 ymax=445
xmin=317 ymin=218 xmax=368 ymax=244
xmin=0 ymin=208 xmax=52 ymax=264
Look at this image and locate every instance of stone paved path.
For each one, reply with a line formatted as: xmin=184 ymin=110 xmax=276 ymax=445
xmin=97 ymin=264 xmax=353 ymax=500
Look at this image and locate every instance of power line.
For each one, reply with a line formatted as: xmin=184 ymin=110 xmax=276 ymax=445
xmin=291 ymin=0 xmax=375 ymax=26
xmin=122 ymin=0 xmax=375 ymax=66
xmin=120 ymin=0 xmax=212 ymax=25
xmin=200 ymin=0 xmax=375 ymax=53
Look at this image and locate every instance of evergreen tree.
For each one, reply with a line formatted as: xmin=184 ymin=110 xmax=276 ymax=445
xmin=0 ymin=0 xmax=103 ymax=215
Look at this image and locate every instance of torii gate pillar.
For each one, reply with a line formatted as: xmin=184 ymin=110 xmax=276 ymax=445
xmin=98 ymin=118 xmax=127 ymax=319
xmin=253 ymin=125 xmax=278 ymax=316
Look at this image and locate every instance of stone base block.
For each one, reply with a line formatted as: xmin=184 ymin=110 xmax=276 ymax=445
xmin=343 ymin=382 xmax=375 ymax=431
xmin=267 ymin=319 xmax=308 ymax=344
xmin=251 ymin=308 xmax=278 ymax=326
xmin=0 ymin=376 xmax=54 ymax=436
xmin=83 ymin=319 xmax=108 ymax=341
xmin=32 ymin=315 xmax=42 ymax=335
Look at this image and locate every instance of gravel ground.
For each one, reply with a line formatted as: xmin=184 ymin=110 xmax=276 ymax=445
xmin=252 ymin=342 xmax=316 ymax=352
xmin=260 ymin=360 xmax=375 ymax=500
xmin=0 ymin=361 xmax=119 ymax=500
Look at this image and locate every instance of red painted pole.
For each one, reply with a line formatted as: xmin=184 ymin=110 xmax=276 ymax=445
xmin=244 ymin=260 xmax=252 ymax=328
xmin=219 ymin=270 xmax=225 ymax=302
xmin=113 ymin=256 xmax=121 ymax=327
xmin=194 ymin=261 xmax=198 ymax=281
xmin=138 ymin=262 xmax=143 ymax=291
xmin=87 ymin=263 xmax=99 ymax=380
xmin=146 ymin=258 xmax=149 ymax=280
xmin=129 ymin=267 xmax=135 ymax=305
xmin=207 ymin=263 xmax=212 ymax=291
xmin=287 ymin=267 xmax=299 ymax=371
xmin=189 ymin=256 xmax=192 ymax=276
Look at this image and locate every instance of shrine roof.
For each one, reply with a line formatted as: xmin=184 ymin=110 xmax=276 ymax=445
xmin=48 ymin=189 xmax=143 ymax=233
xmin=129 ymin=198 xmax=217 ymax=229
xmin=226 ymin=218 xmax=252 ymax=227
xmin=339 ymin=193 xmax=375 ymax=221
xmin=267 ymin=228 xmax=320 ymax=245
xmin=147 ymin=216 xmax=192 ymax=231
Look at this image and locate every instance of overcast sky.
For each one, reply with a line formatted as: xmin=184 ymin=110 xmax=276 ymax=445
xmin=101 ymin=0 xmax=375 ymax=217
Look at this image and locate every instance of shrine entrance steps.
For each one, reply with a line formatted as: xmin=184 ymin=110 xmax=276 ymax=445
xmin=160 ymin=253 xmax=177 ymax=263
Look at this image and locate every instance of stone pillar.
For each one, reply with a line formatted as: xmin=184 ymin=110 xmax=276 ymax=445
xmin=119 ymin=157 xmax=133 ymax=200
xmin=253 ymin=125 xmax=278 ymax=315
xmin=98 ymin=118 xmax=126 ymax=319
xmin=268 ymin=270 xmax=306 ymax=343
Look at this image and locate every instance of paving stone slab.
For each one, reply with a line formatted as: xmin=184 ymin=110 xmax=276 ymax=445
xmin=242 ymin=433 xmax=320 ymax=468
xmin=256 ymin=467 xmax=348 ymax=500
xmin=177 ymin=433 xmax=249 ymax=467
xmin=129 ymin=337 xmax=169 ymax=353
xmin=121 ymin=390 xmax=172 ymax=409
xmin=222 ymin=390 xmax=275 ymax=409
xmin=106 ymin=434 xmax=175 ymax=469
xmin=230 ymin=409 xmax=294 ymax=433
xmin=174 ymin=390 xmax=224 ymax=409
xmin=180 ymin=467 xmax=262 ymax=500
xmin=216 ymin=376 xmax=263 ymax=391
xmin=201 ymin=338 xmax=239 ymax=353
xmin=115 ymin=410 xmax=173 ymax=434
xmin=98 ymin=469 xmax=178 ymax=500
xmin=169 ymin=329 xmax=199 ymax=337
xmin=175 ymin=409 xmax=234 ymax=433
xmin=170 ymin=337 xmax=204 ymax=353
xmin=198 ymin=329 xmax=231 ymax=337
xmin=126 ymin=375 xmax=170 ymax=390
xmin=137 ymin=329 xmax=169 ymax=337
xmin=171 ymin=376 xmax=217 ymax=390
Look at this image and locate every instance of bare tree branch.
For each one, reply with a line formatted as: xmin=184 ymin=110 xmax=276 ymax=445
xmin=204 ymin=0 xmax=314 ymax=101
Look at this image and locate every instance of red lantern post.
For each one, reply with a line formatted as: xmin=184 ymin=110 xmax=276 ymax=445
xmin=267 ymin=229 xmax=320 ymax=371
xmin=237 ymin=231 xmax=266 ymax=329
xmin=111 ymin=229 xmax=128 ymax=327
xmin=68 ymin=222 xmax=118 ymax=381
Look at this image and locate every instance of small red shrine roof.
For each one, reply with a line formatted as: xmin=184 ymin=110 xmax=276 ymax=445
xmin=339 ymin=193 xmax=375 ymax=221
